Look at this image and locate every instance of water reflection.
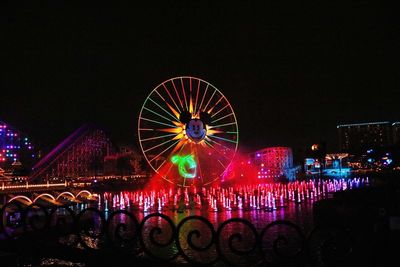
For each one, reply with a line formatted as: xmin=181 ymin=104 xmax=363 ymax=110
xmin=94 ymin=178 xmax=367 ymax=229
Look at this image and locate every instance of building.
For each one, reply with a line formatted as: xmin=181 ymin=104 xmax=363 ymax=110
xmin=393 ymin=122 xmax=400 ymax=146
xmin=304 ymin=158 xmax=322 ymax=175
xmin=324 ymin=153 xmax=351 ymax=177
xmin=0 ymin=120 xmax=38 ymax=172
xmin=250 ymin=147 xmax=298 ymax=180
xmin=337 ymin=121 xmax=392 ymax=153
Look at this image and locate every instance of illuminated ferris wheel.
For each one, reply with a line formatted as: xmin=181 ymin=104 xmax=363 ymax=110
xmin=138 ymin=76 xmax=239 ymax=186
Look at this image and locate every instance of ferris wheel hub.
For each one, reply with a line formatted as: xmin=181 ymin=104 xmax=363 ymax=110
xmin=186 ymin=119 xmax=207 ymax=143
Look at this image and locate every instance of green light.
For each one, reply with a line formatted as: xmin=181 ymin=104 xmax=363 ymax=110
xmin=171 ymin=154 xmax=197 ymax=179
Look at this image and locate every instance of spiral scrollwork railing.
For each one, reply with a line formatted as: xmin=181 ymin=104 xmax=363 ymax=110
xmin=0 ymin=205 xmax=359 ymax=266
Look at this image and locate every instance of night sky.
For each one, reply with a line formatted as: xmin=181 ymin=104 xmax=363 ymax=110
xmin=1 ymin=3 xmax=398 ymax=160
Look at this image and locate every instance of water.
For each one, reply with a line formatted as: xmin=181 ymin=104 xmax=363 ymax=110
xmin=92 ymin=178 xmax=368 ymax=228
xmin=1 ymin=178 xmax=369 ymax=265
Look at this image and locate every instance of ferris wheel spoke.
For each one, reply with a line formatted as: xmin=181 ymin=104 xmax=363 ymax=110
xmin=144 ymin=138 xmax=177 ymax=153
xmin=180 ymin=77 xmax=189 ymax=111
xmin=165 ymin=103 xmax=181 ymax=120
xmin=204 ymin=139 xmax=232 ymax=161
xmin=163 ymin=83 xmax=182 ymax=114
xmin=207 ymin=96 xmax=224 ymax=113
xmin=149 ymin=94 xmax=177 ymax=119
xmin=140 ymin=117 xmax=177 ymax=128
xmin=156 ymin=127 xmax=183 ymax=134
xmin=218 ymin=160 xmax=226 ymax=169
xmin=211 ymin=112 xmax=234 ymax=124
xmin=139 ymin=128 xmax=157 ymax=131
xmin=155 ymin=160 xmax=167 ymax=172
xmin=208 ymin=134 xmax=237 ymax=144
xmin=209 ymin=121 xmax=237 ymax=129
xmin=152 ymin=90 xmax=180 ymax=120
xmin=166 ymin=141 xmax=187 ymax=178
xmin=143 ymin=106 xmax=175 ymax=123
xmin=197 ymin=84 xmax=209 ymax=115
xmin=202 ymin=89 xmax=216 ymax=112
xmin=193 ymin=79 xmax=201 ymax=115
xmin=153 ymin=88 xmax=166 ymax=102
xmin=171 ymin=79 xmax=185 ymax=110
xmin=161 ymin=163 xmax=174 ymax=182
xmin=206 ymin=137 xmax=235 ymax=153
xmin=189 ymin=77 xmax=194 ymax=113
xmin=141 ymin=133 xmax=177 ymax=142
xmin=139 ymin=127 xmax=182 ymax=134
xmin=210 ymin=103 xmax=230 ymax=118
xmin=194 ymin=146 xmax=204 ymax=184
xmin=170 ymin=138 xmax=186 ymax=154
xmin=207 ymin=129 xmax=224 ymax=135
xmin=149 ymin=139 xmax=181 ymax=163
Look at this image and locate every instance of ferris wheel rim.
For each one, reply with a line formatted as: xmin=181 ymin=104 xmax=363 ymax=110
xmin=137 ymin=76 xmax=239 ymax=186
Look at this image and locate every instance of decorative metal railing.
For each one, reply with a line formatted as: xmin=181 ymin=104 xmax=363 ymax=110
xmin=0 ymin=204 xmax=385 ymax=267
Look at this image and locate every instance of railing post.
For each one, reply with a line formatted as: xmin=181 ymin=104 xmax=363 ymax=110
xmin=47 ymin=181 xmax=49 ymax=188
xmin=1 ymin=182 xmax=4 ymax=190
xmin=26 ymin=181 xmax=29 ymax=189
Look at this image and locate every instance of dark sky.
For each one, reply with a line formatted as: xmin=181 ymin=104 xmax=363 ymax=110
xmin=1 ymin=3 xmax=399 ymax=157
